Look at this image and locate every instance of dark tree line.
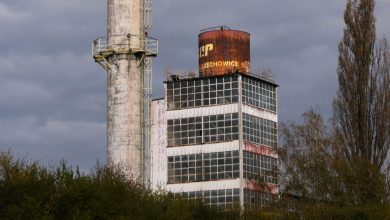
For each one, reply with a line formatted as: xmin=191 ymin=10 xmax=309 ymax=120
xmin=0 ymin=151 xmax=227 ymax=220
xmin=0 ymin=151 xmax=299 ymax=220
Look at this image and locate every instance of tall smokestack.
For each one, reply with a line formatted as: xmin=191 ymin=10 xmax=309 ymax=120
xmin=93 ymin=0 xmax=158 ymax=185
xmin=107 ymin=0 xmax=143 ymax=182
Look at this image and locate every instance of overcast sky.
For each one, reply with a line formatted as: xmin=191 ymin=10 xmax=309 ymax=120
xmin=0 ymin=0 xmax=389 ymax=171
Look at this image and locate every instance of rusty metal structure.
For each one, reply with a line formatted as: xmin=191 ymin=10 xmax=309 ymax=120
xmin=199 ymin=26 xmax=250 ymax=76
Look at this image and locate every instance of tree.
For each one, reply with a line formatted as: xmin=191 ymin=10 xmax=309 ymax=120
xmin=279 ymin=109 xmax=348 ymax=204
xmin=334 ymin=0 xmax=390 ymax=168
xmin=280 ymin=0 xmax=390 ymax=206
xmin=0 ymin=150 xmax=245 ymax=219
xmin=333 ymin=0 xmax=390 ymax=203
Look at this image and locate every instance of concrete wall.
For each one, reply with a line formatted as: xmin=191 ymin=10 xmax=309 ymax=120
xmin=108 ymin=0 xmax=142 ymax=46
xmin=167 ymin=141 xmax=239 ymax=156
xmin=150 ymin=99 xmax=167 ymax=191
xmin=167 ymin=179 xmax=240 ymax=193
xmin=166 ymin=103 xmax=239 ymax=120
xmin=106 ymin=0 xmax=144 ymax=182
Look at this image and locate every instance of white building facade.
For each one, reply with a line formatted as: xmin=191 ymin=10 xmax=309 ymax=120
xmin=151 ymin=73 xmax=278 ymax=209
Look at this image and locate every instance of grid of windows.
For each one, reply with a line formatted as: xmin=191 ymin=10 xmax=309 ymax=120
xmin=167 ymin=113 xmax=239 ymax=147
xmin=243 ymin=76 xmax=277 ymax=112
xmin=203 ymin=113 xmax=239 ymax=143
xmin=243 ymin=151 xmax=278 ymax=184
xmin=168 ymin=153 xmax=202 ymax=183
xmin=168 ymin=151 xmax=240 ymax=184
xmin=244 ymin=189 xmax=271 ymax=209
xmin=167 ymin=116 xmax=202 ymax=146
xmin=175 ymin=188 xmax=240 ymax=208
xmin=166 ymin=76 xmax=239 ymax=110
xmin=243 ymin=113 xmax=277 ymax=148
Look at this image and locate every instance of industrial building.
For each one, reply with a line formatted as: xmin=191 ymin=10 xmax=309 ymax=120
xmin=93 ymin=0 xmax=278 ymax=209
xmin=150 ymin=27 xmax=279 ymax=209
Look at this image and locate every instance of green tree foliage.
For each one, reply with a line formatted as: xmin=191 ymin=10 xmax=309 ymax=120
xmin=0 ymin=150 xmax=301 ymax=219
xmin=0 ymin=151 xmax=239 ymax=219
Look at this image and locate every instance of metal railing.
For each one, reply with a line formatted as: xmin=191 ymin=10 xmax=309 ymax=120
xmin=165 ymin=70 xmax=200 ymax=81
xmin=145 ymin=37 xmax=158 ymax=55
xmin=92 ymin=35 xmax=158 ymax=57
xmin=165 ymin=70 xmax=276 ymax=84
xmin=200 ymin=25 xmax=231 ymax=33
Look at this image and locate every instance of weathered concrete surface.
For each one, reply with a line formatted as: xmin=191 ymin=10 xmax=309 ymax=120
xmin=108 ymin=0 xmax=142 ymax=38
xmin=150 ymin=99 xmax=167 ymax=190
xmin=106 ymin=0 xmax=143 ymax=182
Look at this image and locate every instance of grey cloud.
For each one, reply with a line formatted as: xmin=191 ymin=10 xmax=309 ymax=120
xmin=0 ymin=1 xmax=107 ymax=169
xmin=0 ymin=117 xmax=105 ymax=170
xmin=0 ymin=0 xmax=389 ymax=170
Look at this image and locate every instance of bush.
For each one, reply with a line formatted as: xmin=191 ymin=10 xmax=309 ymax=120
xmin=0 ymin=151 xmax=236 ymax=219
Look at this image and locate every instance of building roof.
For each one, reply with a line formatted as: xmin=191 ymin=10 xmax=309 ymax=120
xmin=164 ymin=72 xmax=278 ymax=87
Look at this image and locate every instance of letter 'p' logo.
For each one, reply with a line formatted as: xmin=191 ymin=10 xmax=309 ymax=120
xmin=199 ymin=44 xmax=214 ymax=58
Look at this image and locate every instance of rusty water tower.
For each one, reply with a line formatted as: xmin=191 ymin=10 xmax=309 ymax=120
xmin=199 ymin=26 xmax=250 ymax=76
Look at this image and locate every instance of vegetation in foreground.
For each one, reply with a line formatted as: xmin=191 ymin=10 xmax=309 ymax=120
xmin=2 ymin=150 xmax=390 ymax=220
xmin=0 ymin=150 xmax=225 ymax=219
xmin=0 ymin=150 xmax=298 ymax=220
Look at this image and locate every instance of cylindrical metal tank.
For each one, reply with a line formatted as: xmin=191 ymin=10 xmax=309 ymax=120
xmin=199 ymin=28 xmax=250 ymax=76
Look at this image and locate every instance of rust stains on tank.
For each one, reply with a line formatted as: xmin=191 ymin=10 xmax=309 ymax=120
xmin=199 ymin=29 xmax=250 ymax=76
